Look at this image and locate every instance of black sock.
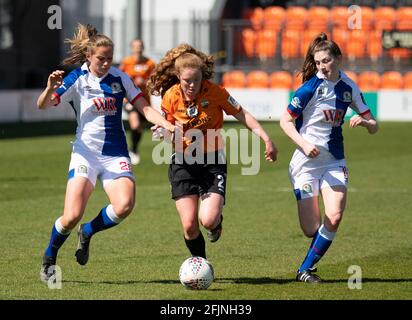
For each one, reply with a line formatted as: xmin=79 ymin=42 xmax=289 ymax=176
xmin=131 ymin=130 xmax=142 ymax=153
xmin=184 ymin=233 xmax=206 ymax=259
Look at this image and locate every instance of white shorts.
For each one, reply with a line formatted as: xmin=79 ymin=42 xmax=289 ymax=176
xmin=68 ymin=145 xmax=134 ymax=188
xmin=289 ymin=148 xmax=348 ymax=201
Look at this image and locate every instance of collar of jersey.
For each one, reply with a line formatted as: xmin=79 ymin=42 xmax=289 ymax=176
xmin=82 ymin=62 xmax=109 ymax=82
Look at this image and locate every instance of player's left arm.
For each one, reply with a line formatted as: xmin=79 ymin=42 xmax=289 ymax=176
xmin=349 ymin=111 xmax=378 ymax=134
xmin=233 ymin=108 xmax=278 ymax=162
xmin=133 ymin=96 xmax=175 ymax=133
xmin=349 ymin=86 xmax=378 ymax=134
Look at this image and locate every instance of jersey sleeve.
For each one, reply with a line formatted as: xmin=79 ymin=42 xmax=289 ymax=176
xmin=350 ymin=85 xmax=371 ymax=116
xmin=287 ymin=85 xmax=314 ymax=119
xmin=121 ymin=72 xmax=143 ymax=104
xmin=160 ymin=91 xmax=176 ymax=124
xmin=53 ymin=69 xmax=81 ymax=106
xmin=218 ymin=86 xmax=242 ymax=116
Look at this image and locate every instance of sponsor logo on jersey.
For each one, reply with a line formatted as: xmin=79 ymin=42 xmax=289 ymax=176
xmin=227 ymin=95 xmax=240 ymax=108
xmin=200 ymin=99 xmax=209 ymax=108
xmin=291 ymin=96 xmax=302 ymax=109
xmin=92 ymin=97 xmax=117 ymax=115
xmin=323 ymin=109 xmax=345 ymax=126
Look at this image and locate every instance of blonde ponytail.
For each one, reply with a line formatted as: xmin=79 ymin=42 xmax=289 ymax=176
xmin=62 ymin=23 xmax=113 ymax=66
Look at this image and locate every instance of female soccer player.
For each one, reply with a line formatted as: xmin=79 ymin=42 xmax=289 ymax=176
xmin=280 ymin=33 xmax=378 ymax=283
xmin=37 ymin=24 xmax=174 ymax=282
xmin=147 ymin=43 xmax=278 ymax=260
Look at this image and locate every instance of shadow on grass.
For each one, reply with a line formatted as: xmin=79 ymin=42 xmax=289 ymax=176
xmin=63 ymin=277 xmax=412 ymax=286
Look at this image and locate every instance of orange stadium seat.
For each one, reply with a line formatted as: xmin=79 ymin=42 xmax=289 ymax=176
xmin=307 ymin=6 xmax=330 ymax=30
xmin=359 ymin=6 xmax=374 ymax=31
xmin=374 ymin=7 xmax=396 ymax=31
xmin=256 ymin=29 xmax=277 ymax=59
xmin=381 ymin=71 xmax=403 ymax=89
xmin=343 ymin=71 xmax=358 ymax=84
xmin=396 ymin=7 xmax=412 ymax=30
xmin=285 ymin=6 xmax=307 ymax=30
xmin=270 ymin=71 xmax=292 ymax=89
xmin=247 ymin=70 xmax=270 ymax=88
xmin=241 ymin=28 xmax=257 ymax=58
xmin=292 ymin=72 xmax=303 ymax=91
xmin=403 ymin=72 xmax=412 ymax=90
xmin=281 ymin=28 xmax=301 ymax=59
xmin=222 ymin=71 xmax=247 ymax=88
xmin=367 ymin=30 xmax=383 ymax=61
xmin=332 ymin=28 xmax=348 ymax=53
xmin=358 ymin=71 xmax=381 ymax=91
xmin=263 ymin=6 xmax=286 ymax=31
xmin=243 ymin=7 xmax=264 ymax=30
xmin=346 ymin=30 xmax=367 ymax=59
xmin=330 ymin=6 xmax=350 ymax=29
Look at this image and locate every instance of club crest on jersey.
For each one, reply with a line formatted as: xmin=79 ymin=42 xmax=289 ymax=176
xmin=302 ymin=184 xmax=312 ymax=194
xmin=110 ymin=82 xmax=122 ymax=94
xmin=343 ymin=91 xmax=352 ymax=102
xmin=186 ymin=102 xmax=198 ymax=118
xmin=77 ymin=165 xmax=88 ymax=174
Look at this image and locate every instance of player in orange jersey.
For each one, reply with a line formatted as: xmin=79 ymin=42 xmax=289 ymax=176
xmin=147 ymin=43 xmax=278 ymax=260
xmin=120 ymin=39 xmax=156 ymax=164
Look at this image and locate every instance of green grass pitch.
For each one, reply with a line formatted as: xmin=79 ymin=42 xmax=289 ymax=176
xmin=0 ymin=122 xmax=411 ymax=300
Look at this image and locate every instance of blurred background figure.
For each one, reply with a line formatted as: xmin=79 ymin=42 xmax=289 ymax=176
xmin=120 ymin=39 xmax=156 ymax=164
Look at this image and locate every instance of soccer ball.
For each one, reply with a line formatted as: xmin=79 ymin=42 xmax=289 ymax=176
xmin=179 ymin=256 xmax=214 ymax=290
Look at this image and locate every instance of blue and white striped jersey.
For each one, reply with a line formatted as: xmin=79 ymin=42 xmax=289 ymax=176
xmin=287 ymin=71 xmax=371 ymax=160
xmin=53 ymin=63 xmax=142 ymax=157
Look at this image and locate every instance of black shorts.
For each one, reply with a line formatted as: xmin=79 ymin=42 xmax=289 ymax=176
xmin=168 ymin=151 xmax=227 ymax=200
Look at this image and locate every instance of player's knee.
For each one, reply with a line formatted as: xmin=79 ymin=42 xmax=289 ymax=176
xmin=183 ymin=222 xmax=199 ymax=239
xmin=112 ymin=199 xmax=134 ymax=219
xmin=302 ymin=224 xmax=319 ymax=238
xmin=61 ymin=213 xmax=82 ymax=230
xmin=328 ymin=212 xmax=343 ymax=229
xmin=200 ymin=214 xmax=220 ymax=230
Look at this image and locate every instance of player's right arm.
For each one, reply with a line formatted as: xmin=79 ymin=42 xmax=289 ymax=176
xmin=37 ymin=70 xmax=65 ymax=109
xmin=280 ymin=109 xmax=320 ymax=158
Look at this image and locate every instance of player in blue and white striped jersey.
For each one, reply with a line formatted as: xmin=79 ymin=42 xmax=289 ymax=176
xmin=280 ymin=33 xmax=378 ymax=283
xmin=37 ymin=24 xmax=174 ymax=283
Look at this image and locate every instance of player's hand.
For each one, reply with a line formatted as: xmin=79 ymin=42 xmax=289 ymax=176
xmin=47 ymin=70 xmax=64 ymax=91
xmin=349 ymin=115 xmax=365 ymax=128
xmin=151 ymin=125 xmax=165 ymax=140
xmin=303 ymin=143 xmax=320 ymax=158
xmin=264 ymin=140 xmax=278 ymax=162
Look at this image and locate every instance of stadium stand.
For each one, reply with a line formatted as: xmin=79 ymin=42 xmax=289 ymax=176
xmin=381 ymin=71 xmax=404 ymax=88
xmin=246 ymin=70 xmax=270 ymax=88
xmin=221 ymin=2 xmax=412 ymax=90
xmin=270 ymin=71 xmax=293 ymax=89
